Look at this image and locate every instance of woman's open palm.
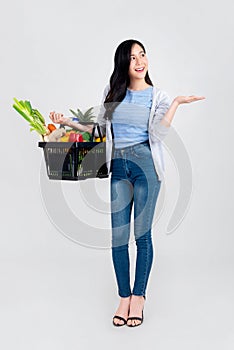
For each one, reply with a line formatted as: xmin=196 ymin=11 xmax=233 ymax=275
xmin=174 ymin=95 xmax=206 ymax=105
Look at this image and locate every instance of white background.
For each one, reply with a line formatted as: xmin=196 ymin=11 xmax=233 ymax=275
xmin=0 ymin=0 xmax=234 ymax=349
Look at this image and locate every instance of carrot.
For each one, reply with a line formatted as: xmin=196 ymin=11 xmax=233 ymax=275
xmin=47 ymin=123 xmax=57 ymax=132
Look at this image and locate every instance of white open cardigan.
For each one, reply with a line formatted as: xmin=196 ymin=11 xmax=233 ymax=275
xmin=95 ymin=83 xmax=172 ymax=181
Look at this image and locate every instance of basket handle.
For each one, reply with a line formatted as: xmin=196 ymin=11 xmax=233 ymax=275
xmin=91 ymin=123 xmax=103 ymax=142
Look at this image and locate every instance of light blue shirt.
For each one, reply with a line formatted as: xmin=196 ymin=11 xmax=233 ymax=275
xmin=96 ymin=83 xmax=172 ymax=181
xmin=111 ymin=86 xmax=153 ymax=148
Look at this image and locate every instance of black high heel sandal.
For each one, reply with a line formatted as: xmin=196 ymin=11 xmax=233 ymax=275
xmin=126 ymin=295 xmax=145 ymax=327
xmin=127 ymin=310 xmax=144 ymax=327
xmin=113 ymin=296 xmax=132 ymax=327
xmin=112 ymin=315 xmax=127 ymax=327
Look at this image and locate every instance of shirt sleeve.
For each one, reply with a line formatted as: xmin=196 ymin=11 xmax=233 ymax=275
xmin=94 ymin=84 xmax=110 ymax=138
xmin=149 ymin=90 xmax=172 ymax=142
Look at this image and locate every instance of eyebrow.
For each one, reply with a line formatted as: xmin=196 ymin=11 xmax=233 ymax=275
xmin=130 ymin=50 xmax=145 ymax=57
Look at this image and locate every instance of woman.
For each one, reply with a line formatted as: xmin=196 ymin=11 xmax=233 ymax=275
xmin=49 ymin=39 xmax=205 ymax=328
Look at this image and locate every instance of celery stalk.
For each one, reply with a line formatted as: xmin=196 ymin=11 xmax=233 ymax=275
xmin=13 ymin=97 xmax=47 ymax=136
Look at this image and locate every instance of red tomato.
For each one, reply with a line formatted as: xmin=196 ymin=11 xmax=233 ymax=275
xmin=69 ymin=133 xmax=83 ymax=142
xmin=76 ymin=134 xmax=83 ymax=142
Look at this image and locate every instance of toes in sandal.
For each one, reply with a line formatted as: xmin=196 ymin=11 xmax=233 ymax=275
xmin=113 ymin=315 xmax=127 ymax=327
xmin=127 ymin=310 xmax=144 ymax=327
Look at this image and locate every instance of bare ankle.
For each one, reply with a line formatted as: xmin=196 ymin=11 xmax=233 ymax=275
xmin=132 ymin=294 xmax=144 ymax=299
xmin=120 ymin=295 xmax=131 ymax=300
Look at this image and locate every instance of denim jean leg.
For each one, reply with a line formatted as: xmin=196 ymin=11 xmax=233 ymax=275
xmin=129 ymin=144 xmax=161 ymax=297
xmin=111 ymin=158 xmax=133 ymax=297
xmin=132 ymin=177 xmax=161 ymax=296
xmin=111 ymin=244 xmax=132 ymax=297
xmin=111 ymin=177 xmax=134 ymax=247
xmin=132 ymin=229 xmax=153 ymax=297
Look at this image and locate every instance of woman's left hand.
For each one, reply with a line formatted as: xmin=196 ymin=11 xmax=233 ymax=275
xmin=174 ymin=95 xmax=206 ymax=105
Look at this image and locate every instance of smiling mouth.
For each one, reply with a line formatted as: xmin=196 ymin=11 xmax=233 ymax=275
xmin=135 ymin=67 xmax=145 ymax=72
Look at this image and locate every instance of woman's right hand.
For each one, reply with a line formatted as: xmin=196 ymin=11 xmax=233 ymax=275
xmin=49 ymin=111 xmax=70 ymax=125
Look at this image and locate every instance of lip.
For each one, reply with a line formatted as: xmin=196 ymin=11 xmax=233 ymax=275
xmin=135 ymin=67 xmax=145 ymax=72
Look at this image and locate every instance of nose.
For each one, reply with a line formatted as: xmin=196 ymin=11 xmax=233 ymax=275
xmin=135 ymin=57 xmax=142 ymax=65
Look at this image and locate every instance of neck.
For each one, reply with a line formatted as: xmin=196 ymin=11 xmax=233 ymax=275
xmin=128 ymin=79 xmax=150 ymax=91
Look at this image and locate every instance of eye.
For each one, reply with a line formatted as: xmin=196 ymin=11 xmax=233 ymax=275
xmin=141 ymin=53 xmax=145 ymax=57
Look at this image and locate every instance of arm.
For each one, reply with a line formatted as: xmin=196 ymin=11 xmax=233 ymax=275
xmin=65 ymin=119 xmax=94 ymax=133
xmin=159 ymin=100 xmax=179 ymax=127
xmin=149 ymin=91 xmax=205 ymax=142
xmin=49 ymin=112 xmax=94 ymax=133
xmin=49 ymin=84 xmax=110 ymax=137
xmin=160 ymin=94 xmax=206 ymax=127
xmin=149 ymin=91 xmax=173 ymax=142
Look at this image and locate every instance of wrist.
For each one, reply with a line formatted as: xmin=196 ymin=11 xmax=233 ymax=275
xmin=172 ymin=99 xmax=180 ymax=107
xmin=65 ymin=118 xmax=72 ymax=127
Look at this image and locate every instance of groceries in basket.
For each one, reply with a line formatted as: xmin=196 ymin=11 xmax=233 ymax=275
xmin=13 ymin=98 xmax=108 ymax=180
xmin=12 ymin=98 xmax=106 ymax=143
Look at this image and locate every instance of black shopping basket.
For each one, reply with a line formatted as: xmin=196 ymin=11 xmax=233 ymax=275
xmin=38 ymin=123 xmax=109 ymax=181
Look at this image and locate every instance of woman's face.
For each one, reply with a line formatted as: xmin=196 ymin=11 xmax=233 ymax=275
xmin=128 ymin=43 xmax=148 ymax=81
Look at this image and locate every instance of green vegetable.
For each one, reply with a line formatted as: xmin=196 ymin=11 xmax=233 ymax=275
xmin=81 ymin=131 xmax=92 ymax=141
xmin=13 ymin=98 xmax=47 ymax=136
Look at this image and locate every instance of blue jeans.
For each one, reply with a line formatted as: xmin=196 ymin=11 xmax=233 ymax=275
xmin=110 ymin=140 xmax=161 ymax=298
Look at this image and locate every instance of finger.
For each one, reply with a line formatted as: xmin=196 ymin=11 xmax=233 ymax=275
xmin=189 ymin=97 xmax=205 ymax=103
xmin=55 ymin=113 xmax=64 ymax=120
xmin=192 ymin=97 xmax=205 ymax=101
xmin=189 ymin=95 xmax=205 ymax=99
xmin=54 ymin=114 xmax=61 ymax=122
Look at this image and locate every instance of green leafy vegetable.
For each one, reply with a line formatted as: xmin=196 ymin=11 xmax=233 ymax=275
xmin=13 ymin=98 xmax=47 ymax=136
xmin=81 ymin=131 xmax=92 ymax=141
xmin=69 ymin=106 xmax=96 ymax=122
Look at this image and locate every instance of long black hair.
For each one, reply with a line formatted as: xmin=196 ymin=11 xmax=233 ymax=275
xmin=103 ymin=39 xmax=154 ymax=120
